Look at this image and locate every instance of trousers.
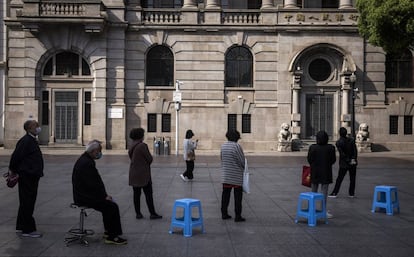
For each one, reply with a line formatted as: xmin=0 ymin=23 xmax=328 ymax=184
xmin=332 ymin=166 xmax=357 ymax=196
xmin=221 ymin=185 xmax=243 ymax=217
xmin=17 ymin=175 xmax=40 ymax=233
xmin=90 ymin=200 xmax=123 ymax=237
xmin=133 ymin=182 xmax=156 ymax=215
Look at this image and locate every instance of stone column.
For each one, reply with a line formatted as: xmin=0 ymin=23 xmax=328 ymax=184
xmin=341 ymin=85 xmax=350 ymax=128
xmin=339 ymin=0 xmax=353 ymax=9
xmin=284 ymin=0 xmax=298 ymax=8
xmin=183 ymin=0 xmax=197 ymax=8
xmin=206 ymin=0 xmax=221 ymax=9
xmin=261 ymin=0 xmax=274 ymax=9
xmin=291 ymin=68 xmax=303 ymax=141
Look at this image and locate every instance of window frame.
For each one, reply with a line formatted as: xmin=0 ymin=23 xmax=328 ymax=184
xmin=225 ymin=45 xmax=253 ymax=88
xmin=146 ymin=45 xmax=174 ymax=87
xmin=389 ymin=115 xmax=399 ymax=135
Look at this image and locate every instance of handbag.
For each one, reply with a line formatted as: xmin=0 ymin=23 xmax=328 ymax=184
xmin=187 ymin=150 xmax=195 ymax=161
xmin=301 ymin=165 xmax=311 ymax=188
xmin=3 ymin=171 xmax=19 ymax=188
xmin=243 ymin=158 xmax=250 ymax=193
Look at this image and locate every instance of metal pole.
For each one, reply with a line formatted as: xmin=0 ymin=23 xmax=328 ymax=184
xmin=175 ymin=108 xmax=179 ymax=156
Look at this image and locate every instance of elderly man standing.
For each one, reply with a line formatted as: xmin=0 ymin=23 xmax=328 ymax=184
xmin=9 ymin=120 xmax=44 ymax=238
xmin=72 ymin=140 xmax=127 ymax=245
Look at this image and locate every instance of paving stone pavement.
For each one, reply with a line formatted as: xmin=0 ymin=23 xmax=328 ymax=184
xmin=0 ymin=149 xmax=413 ymax=257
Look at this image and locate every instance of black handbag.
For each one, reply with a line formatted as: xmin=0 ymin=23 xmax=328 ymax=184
xmin=3 ymin=172 xmax=19 ymax=188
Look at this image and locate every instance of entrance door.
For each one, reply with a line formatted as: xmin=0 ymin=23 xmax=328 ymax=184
xmin=55 ymin=91 xmax=78 ymax=143
xmin=305 ymin=94 xmax=333 ymax=138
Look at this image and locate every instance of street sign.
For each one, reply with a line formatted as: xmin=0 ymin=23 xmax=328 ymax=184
xmin=173 ymin=91 xmax=182 ymax=102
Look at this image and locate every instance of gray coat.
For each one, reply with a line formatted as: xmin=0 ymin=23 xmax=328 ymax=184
xmin=128 ymin=140 xmax=153 ymax=187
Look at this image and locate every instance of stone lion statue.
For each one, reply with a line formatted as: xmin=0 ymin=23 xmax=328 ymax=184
xmin=356 ymin=123 xmax=370 ymax=142
xmin=278 ymin=123 xmax=292 ymax=142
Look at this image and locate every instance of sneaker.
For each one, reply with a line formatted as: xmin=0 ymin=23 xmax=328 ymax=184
xmin=150 ymin=214 xmax=162 ymax=220
xmin=103 ymin=231 xmax=109 ymax=239
xmin=348 ymin=195 xmax=355 ymax=198
xmin=136 ymin=213 xmax=143 ymax=219
xmin=21 ymin=231 xmax=43 ymax=238
xmin=327 ymin=211 xmax=334 ymax=219
xmin=328 ymin=193 xmax=337 ymax=198
xmin=180 ymin=174 xmax=188 ymax=182
xmin=105 ymin=236 xmax=128 ymax=245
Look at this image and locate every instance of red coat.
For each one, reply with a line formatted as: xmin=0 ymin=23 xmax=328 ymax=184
xmin=128 ymin=140 xmax=153 ymax=187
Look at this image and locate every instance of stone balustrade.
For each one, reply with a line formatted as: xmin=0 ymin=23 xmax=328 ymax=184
xmin=142 ymin=9 xmax=181 ymax=24
xmin=40 ymin=2 xmax=86 ymax=16
xmin=222 ymin=11 xmax=260 ymax=24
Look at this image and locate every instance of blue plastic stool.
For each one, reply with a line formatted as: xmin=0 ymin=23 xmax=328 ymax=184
xmin=295 ymin=192 xmax=328 ymax=227
xmin=371 ymin=185 xmax=400 ymax=215
xmin=169 ymin=198 xmax=204 ymax=237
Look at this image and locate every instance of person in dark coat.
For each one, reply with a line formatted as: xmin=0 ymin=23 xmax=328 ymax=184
xmin=9 ymin=120 xmax=44 ymax=238
xmin=307 ymin=130 xmax=336 ymax=218
xmin=128 ymin=128 xmax=162 ymax=220
xmin=72 ymin=140 xmax=127 ymax=245
xmin=330 ymin=127 xmax=358 ymax=198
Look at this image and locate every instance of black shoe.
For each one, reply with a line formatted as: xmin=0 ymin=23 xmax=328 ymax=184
xmin=222 ymin=214 xmax=232 ymax=220
xmin=328 ymin=193 xmax=337 ymax=198
xmin=150 ymin=214 xmax=162 ymax=220
xmin=235 ymin=216 xmax=246 ymax=222
xmin=136 ymin=213 xmax=143 ymax=219
xmin=105 ymin=236 xmax=128 ymax=245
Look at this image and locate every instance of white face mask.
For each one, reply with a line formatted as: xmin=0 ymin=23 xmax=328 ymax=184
xmin=35 ymin=127 xmax=42 ymax=134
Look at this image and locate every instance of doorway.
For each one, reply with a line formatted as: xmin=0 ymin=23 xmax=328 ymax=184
xmin=54 ymin=91 xmax=78 ymax=143
xmin=305 ymin=94 xmax=333 ymax=138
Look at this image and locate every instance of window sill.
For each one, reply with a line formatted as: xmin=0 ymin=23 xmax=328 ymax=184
xmin=386 ymin=88 xmax=414 ymax=92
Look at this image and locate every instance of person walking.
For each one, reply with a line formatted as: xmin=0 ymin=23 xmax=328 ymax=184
xmin=180 ymin=129 xmax=198 ymax=181
xmin=329 ymin=127 xmax=358 ymax=198
xmin=220 ymin=130 xmax=246 ymax=222
xmin=72 ymin=140 xmax=127 ymax=245
xmin=307 ymin=130 xmax=336 ymax=218
xmin=9 ymin=120 xmax=44 ymax=238
xmin=128 ymin=128 xmax=162 ymax=220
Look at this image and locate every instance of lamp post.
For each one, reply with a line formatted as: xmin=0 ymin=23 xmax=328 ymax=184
xmin=349 ymin=73 xmax=357 ymax=138
xmin=174 ymin=80 xmax=182 ymax=156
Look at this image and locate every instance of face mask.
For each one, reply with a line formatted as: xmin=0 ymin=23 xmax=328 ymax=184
xmin=95 ymin=152 xmax=103 ymax=159
xmin=35 ymin=127 xmax=42 ymax=135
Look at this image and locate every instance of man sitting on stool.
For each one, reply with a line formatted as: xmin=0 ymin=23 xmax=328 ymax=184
xmin=72 ymin=140 xmax=127 ymax=245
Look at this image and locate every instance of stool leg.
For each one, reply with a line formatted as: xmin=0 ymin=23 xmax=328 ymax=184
xmin=184 ymin=205 xmax=192 ymax=237
xmin=308 ymin=199 xmax=316 ymax=227
xmin=394 ymin=190 xmax=400 ymax=214
xmin=198 ymin=205 xmax=205 ymax=234
xmin=371 ymin=190 xmax=378 ymax=213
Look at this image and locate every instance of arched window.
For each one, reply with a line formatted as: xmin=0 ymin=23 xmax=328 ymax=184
xmin=386 ymin=49 xmax=413 ymax=88
xmin=225 ymin=46 xmax=253 ymax=87
xmin=298 ymin=0 xmax=339 ymax=8
xmin=146 ymin=45 xmax=174 ymax=86
xmin=43 ymin=52 xmax=91 ymax=77
xmin=142 ymin=0 xmax=183 ymax=8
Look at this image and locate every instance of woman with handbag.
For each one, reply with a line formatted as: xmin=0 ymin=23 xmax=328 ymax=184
xmin=180 ymin=129 xmax=198 ymax=181
xmin=307 ymin=130 xmax=336 ymax=218
xmin=220 ymin=130 xmax=246 ymax=222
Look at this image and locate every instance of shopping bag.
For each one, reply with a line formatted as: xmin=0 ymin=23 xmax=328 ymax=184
xmin=243 ymin=158 xmax=250 ymax=193
xmin=301 ymin=165 xmax=311 ymax=187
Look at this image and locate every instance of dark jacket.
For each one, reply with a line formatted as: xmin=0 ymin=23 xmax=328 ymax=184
xmin=72 ymin=152 xmax=107 ymax=206
xmin=9 ymin=133 xmax=44 ymax=178
xmin=336 ymin=136 xmax=357 ymax=168
xmin=307 ymin=131 xmax=336 ymax=184
xmin=128 ymin=140 xmax=153 ymax=187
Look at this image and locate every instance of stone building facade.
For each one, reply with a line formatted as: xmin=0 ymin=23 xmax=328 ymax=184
xmin=3 ymin=0 xmax=414 ymax=152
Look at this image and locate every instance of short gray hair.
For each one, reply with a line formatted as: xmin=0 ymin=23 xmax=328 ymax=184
xmin=85 ymin=139 xmax=102 ymax=153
